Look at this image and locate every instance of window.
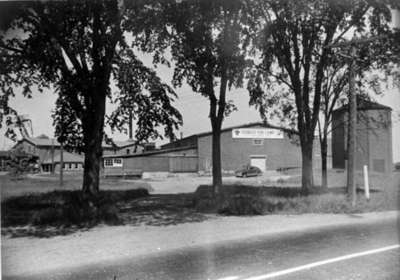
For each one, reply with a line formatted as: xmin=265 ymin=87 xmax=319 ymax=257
xmin=253 ymin=139 xmax=264 ymax=146
xmin=75 ymin=163 xmax=78 ymax=169
xmin=68 ymin=163 xmax=72 ymax=169
xmin=126 ymin=149 xmax=130 ymax=154
xmin=104 ymin=158 xmax=123 ymax=168
xmin=113 ymin=158 xmax=123 ymax=167
xmin=104 ymin=159 xmax=114 ymax=167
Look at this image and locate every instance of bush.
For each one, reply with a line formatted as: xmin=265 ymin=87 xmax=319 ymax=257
xmin=217 ymin=193 xmax=264 ymax=215
xmin=32 ymin=207 xmax=66 ymax=225
xmin=194 ymin=184 xmax=397 ymax=216
xmin=194 ymin=185 xmax=265 ymax=215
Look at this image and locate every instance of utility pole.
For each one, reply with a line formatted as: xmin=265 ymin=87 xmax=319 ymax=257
xmin=326 ymin=41 xmax=358 ymax=205
xmin=51 ymin=138 xmax=55 ymax=174
xmin=59 ymin=115 xmax=64 ymax=186
xmin=128 ymin=110 xmax=133 ymax=140
xmin=60 ymin=141 xmax=64 ymax=187
xmin=347 ymin=46 xmax=357 ymax=206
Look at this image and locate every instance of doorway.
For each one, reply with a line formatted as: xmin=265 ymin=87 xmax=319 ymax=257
xmin=250 ymin=156 xmax=266 ymax=172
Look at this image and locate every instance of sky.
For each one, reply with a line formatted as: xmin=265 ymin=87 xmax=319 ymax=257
xmin=1 ymin=58 xmax=399 ymax=162
xmin=2 ymin=7 xmax=399 ymax=163
xmin=1 ymin=28 xmax=400 ymax=162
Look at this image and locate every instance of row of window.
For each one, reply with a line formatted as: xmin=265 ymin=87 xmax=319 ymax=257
xmin=41 ymin=163 xmax=82 ymax=172
xmin=104 ymin=158 xmax=123 ymax=167
xmin=62 ymin=163 xmax=81 ymax=169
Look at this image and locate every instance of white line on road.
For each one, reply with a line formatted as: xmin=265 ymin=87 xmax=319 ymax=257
xmin=218 ymin=244 xmax=400 ymax=280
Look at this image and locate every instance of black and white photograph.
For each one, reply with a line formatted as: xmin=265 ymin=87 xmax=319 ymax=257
xmin=0 ymin=0 xmax=399 ymax=279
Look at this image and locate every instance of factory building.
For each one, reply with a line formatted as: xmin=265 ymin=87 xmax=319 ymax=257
xmin=103 ymin=122 xmax=331 ymax=175
xmin=13 ymin=135 xmax=143 ymax=173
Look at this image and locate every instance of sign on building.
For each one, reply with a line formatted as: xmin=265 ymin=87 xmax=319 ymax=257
xmin=232 ymin=128 xmax=284 ymax=139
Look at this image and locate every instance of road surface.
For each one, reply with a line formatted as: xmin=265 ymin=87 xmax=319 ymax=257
xmin=4 ymin=216 xmax=399 ymax=280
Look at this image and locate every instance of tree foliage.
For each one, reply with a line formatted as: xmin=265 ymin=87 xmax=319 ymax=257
xmin=0 ymin=0 xmax=182 ymax=195
xmin=129 ymin=0 xmax=258 ymax=191
xmin=248 ymin=0 xmax=397 ymax=190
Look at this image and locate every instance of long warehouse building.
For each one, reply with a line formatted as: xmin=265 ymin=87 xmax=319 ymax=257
xmin=103 ymin=122 xmax=331 ymax=175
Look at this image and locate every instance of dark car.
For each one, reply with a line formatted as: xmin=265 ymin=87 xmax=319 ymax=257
xmin=235 ymin=165 xmax=262 ymax=178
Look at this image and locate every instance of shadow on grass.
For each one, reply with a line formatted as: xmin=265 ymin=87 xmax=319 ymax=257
xmin=1 ymin=192 xmax=210 ymax=238
xmin=3 ymin=179 xmax=395 ymax=238
xmin=118 ymin=194 xmax=209 ymax=227
xmin=1 ymin=225 xmax=91 ymax=238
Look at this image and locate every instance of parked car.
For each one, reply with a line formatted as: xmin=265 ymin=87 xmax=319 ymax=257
xmin=235 ymin=165 xmax=262 ymax=178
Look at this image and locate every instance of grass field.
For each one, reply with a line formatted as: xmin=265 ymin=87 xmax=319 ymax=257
xmin=1 ymin=170 xmax=399 ymax=238
xmin=0 ymin=172 xmax=153 ymax=200
xmin=194 ymin=171 xmax=400 ymax=216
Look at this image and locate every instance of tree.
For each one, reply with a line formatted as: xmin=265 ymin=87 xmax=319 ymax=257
xmin=318 ymin=57 xmax=348 ymax=188
xmin=320 ymin=6 xmax=399 ymax=195
xmin=248 ymin=0 xmax=394 ymax=192
xmin=0 ymin=0 xmax=182 ymax=198
xmin=318 ymin=62 xmax=384 ymax=189
xmin=132 ymin=0 xmax=257 ymax=193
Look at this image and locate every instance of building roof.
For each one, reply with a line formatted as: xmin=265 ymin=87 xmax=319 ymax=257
xmin=111 ymin=140 xmax=140 ymax=149
xmin=0 ymin=151 xmax=10 ymax=157
xmin=0 ymin=150 xmax=39 ymax=159
xmin=17 ymin=137 xmax=140 ymax=149
xmin=198 ymin=122 xmax=271 ymax=138
xmin=22 ymin=137 xmax=61 ymax=147
xmin=103 ymin=145 xmax=197 ymax=159
xmin=333 ymin=99 xmax=392 ymax=114
xmin=162 ymin=121 xmax=295 ymax=149
xmin=42 ymin=151 xmax=84 ymax=164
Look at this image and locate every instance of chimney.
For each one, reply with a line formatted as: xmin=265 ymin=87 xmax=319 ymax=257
xmin=180 ymin=132 xmax=183 ymax=139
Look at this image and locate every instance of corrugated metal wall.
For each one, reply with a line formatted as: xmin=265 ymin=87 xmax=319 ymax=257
xmin=103 ymin=155 xmax=198 ymax=176
xmin=169 ymin=157 xmax=198 ymax=172
xmin=197 ymin=127 xmax=304 ymax=172
xmin=332 ymin=109 xmax=392 ymax=173
xmin=124 ymin=156 xmax=170 ymax=172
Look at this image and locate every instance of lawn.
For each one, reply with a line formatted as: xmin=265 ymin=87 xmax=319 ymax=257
xmin=0 ymin=172 xmax=153 ymax=200
xmin=1 ymin=170 xmax=398 ymax=238
xmin=194 ymin=171 xmax=400 ymax=216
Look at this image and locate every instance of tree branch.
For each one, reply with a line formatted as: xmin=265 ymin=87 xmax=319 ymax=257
xmin=0 ymin=43 xmax=23 ymax=54
xmin=311 ymin=24 xmax=336 ymax=133
xmin=330 ymin=4 xmax=370 ymax=46
xmin=261 ymin=119 xmax=299 ymax=135
xmin=270 ymin=73 xmax=295 ymax=91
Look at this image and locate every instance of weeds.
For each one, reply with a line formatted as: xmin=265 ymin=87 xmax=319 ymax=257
xmin=194 ymin=182 xmax=399 ymax=215
xmin=1 ymin=189 xmax=149 ymax=228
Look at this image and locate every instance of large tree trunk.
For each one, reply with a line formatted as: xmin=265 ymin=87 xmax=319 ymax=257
xmin=321 ymin=136 xmax=328 ymax=189
xmin=82 ymin=139 xmax=102 ymax=196
xmin=211 ymin=124 xmax=222 ymax=194
xmin=82 ymin=86 xmax=107 ymax=198
xmin=208 ymin=63 xmax=227 ymax=195
xmin=301 ymin=139 xmax=314 ymax=193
